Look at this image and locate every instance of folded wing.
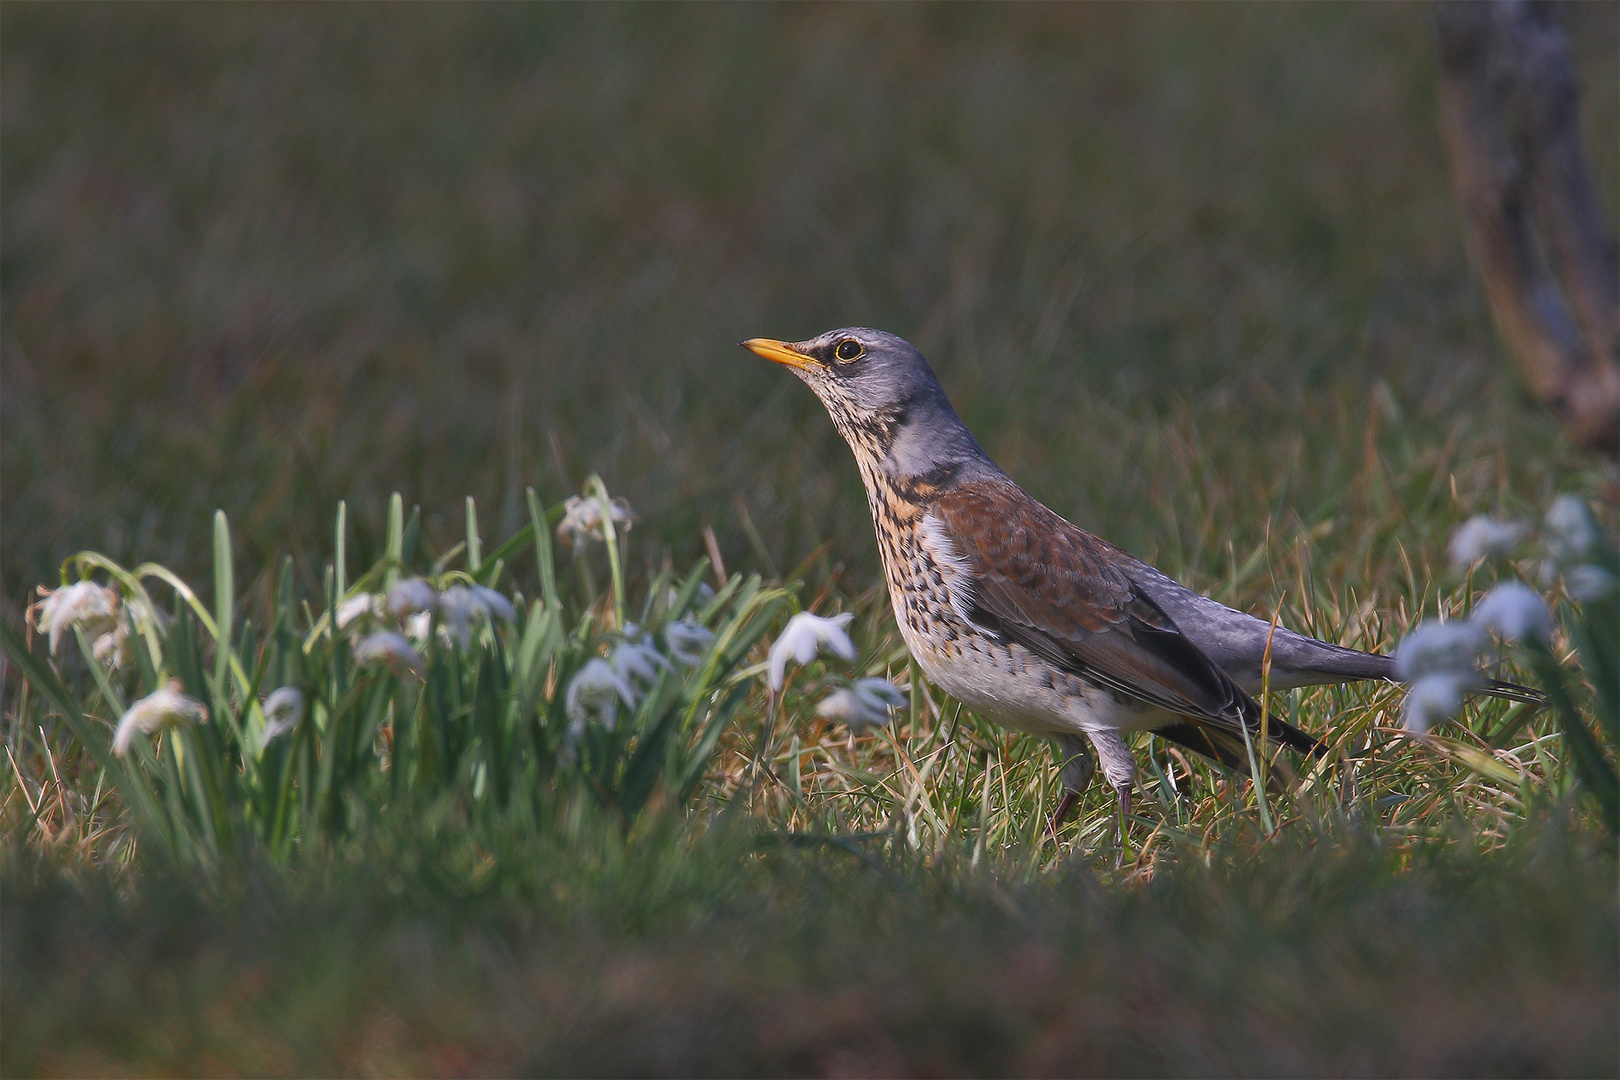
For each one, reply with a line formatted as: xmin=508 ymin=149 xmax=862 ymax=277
xmin=928 ymin=481 xmax=1321 ymax=756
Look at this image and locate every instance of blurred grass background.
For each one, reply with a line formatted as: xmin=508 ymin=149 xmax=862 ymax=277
xmin=3 ymin=4 xmax=1618 ymax=1076
xmin=5 ymin=3 xmax=1614 ymax=611
xmin=7 ymin=829 xmax=1616 ymax=1076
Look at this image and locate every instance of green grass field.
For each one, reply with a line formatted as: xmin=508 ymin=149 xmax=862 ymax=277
xmin=3 ymin=5 xmax=1617 ymax=1076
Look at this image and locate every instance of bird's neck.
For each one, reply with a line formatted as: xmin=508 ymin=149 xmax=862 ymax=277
xmin=839 ymin=392 xmax=1000 ymax=515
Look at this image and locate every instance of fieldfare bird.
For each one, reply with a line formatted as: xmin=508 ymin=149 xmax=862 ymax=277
xmin=745 ymin=328 xmax=1536 ymax=831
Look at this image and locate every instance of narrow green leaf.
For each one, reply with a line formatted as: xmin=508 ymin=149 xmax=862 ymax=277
xmin=73 ymin=625 xmax=126 ymax=716
xmin=586 ymin=474 xmax=626 ymax=628
xmin=335 ymin=500 xmax=348 ymax=598
xmin=466 ymin=496 xmax=482 ymax=573
xmin=213 ymin=510 xmax=234 ymax=690
xmin=385 ymin=492 xmax=404 ymax=592
xmin=402 ymin=504 xmax=422 ymax=572
xmin=666 ymin=559 xmax=712 ymax=621
xmin=1531 ymin=645 xmax=1619 ymax=834
xmin=1568 ymin=598 xmax=1619 ymax=746
xmin=527 ymin=487 xmax=560 ymax=612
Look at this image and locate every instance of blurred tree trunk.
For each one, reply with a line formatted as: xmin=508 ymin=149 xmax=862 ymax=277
xmin=1434 ymin=0 xmax=1619 ymax=457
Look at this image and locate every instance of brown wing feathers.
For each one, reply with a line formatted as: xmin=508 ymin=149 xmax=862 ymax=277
xmin=934 ymin=482 xmax=1324 ymax=758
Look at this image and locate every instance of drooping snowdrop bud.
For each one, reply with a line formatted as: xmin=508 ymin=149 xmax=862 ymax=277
xmin=404 ymin=611 xmax=434 ymax=644
xmin=664 ymin=618 xmax=714 ymax=666
xmin=556 ymin=494 xmax=636 ymax=548
xmin=1471 ymin=581 xmax=1553 ymax=644
xmin=31 ymin=581 xmax=120 ymax=655
xmin=335 ymin=593 xmax=384 ymax=631
xmin=766 ymin=612 xmax=857 ymax=691
xmin=114 ymin=679 xmax=208 ymax=756
xmin=352 ymin=631 xmax=426 ymax=677
xmin=1447 ymin=515 xmax=1528 ymax=569
xmin=815 ymin=677 xmax=907 ymax=733
xmin=90 ymin=598 xmax=169 ymax=671
xmin=386 ymin=578 xmax=439 ymax=619
xmin=565 ymin=657 xmax=639 ymax=733
xmin=611 ymin=639 xmax=669 ymax=688
xmin=1565 ymin=564 xmax=1618 ymax=602
xmin=1544 ymin=496 xmax=1599 ymax=566
xmin=438 ymin=586 xmax=478 ymax=648
xmin=1393 ymin=620 xmax=1487 ymax=682
xmin=93 ymin=621 xmax=132 ymax=669
xmin=437 ymin=584 xmax=516 ymax=649
xmin=1402 ymin=673 xmax=1472 ymax=736
xmin=261 ymin=686 xmax=305 ymax=744
xmin=470 ymin=585 xmax=516 ymax=624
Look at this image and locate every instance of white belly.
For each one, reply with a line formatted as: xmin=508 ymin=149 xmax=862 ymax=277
xmin=891 ymin=590 xmax=1165 ymax=737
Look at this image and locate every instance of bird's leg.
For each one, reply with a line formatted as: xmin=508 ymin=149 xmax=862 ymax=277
xmin=1049 ymin=792 xmax=1079 ymax=835
xmin=1046 ymin=734 xmax=1095 ymax=838
xmin=1086 ymin=730 xmax=1138 ymax=867
xmin=1114 ymin=783 xmax=1134 ymax=867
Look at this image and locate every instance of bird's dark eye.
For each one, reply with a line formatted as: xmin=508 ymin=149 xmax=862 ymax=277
xmin=834 ymin=339 xmax=864 ymax=363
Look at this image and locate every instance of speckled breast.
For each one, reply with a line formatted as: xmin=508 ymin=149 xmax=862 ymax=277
xmin=857 ymin=469 xmax=1115 ymax=736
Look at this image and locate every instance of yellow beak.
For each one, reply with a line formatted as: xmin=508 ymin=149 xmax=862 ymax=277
xmin=741 ymin=338 xmax=818 ymax=372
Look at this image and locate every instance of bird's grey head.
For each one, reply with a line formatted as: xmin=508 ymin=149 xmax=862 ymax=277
xmin=743 ymin=327 xmax=997 ymax=484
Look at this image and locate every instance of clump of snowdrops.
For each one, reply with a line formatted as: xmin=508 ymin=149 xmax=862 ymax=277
xmin=1396 ymin=495 xmax=1617 ymax=831
xmin=7 ymin=479 xmax=789 ymax=865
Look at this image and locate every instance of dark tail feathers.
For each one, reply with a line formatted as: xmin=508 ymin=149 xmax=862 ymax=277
xmin=1159 ymin=677 xmax=1540 ymax=774
xmin=1157 ymin=716 xmax=1326 ymax=771
xmin=1481 ymin=678 xmax=1545 ymax=707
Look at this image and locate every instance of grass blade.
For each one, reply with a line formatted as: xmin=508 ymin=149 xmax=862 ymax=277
xmin=213 ymin=510 xmax=234 ymax=692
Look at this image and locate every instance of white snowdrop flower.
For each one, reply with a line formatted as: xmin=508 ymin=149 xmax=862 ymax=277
xmin=1544 ymin=495 xmax=1598 ymax=566
xmin=90 ymin=598 xmax=169 ymax=671
xmin=664 ymin=618 xmax=714 ymax=665
xmin=1565 ymin=563 xmax=1618 ymax=602
xmin=556 ymin=494 xmax=636 ymax=548
xmin=261 ymin=686 xmax=305 ymax=744
xmin=438 ymin=585 xmax=479 ymax=648
xmin=31 ymin=581 xmax=120 ymax=655
xmin=352 ymin=631 xmax=426 ymax=677
xmin=1447 ymin=515 xmax=1528 ymax=569
xmin=565 ymin=657 xmax=639 ymax=733
xmin=92 ymin=626 xmax=127 ymax=668
xmin=92 ymin=621 xmax=134 ymax=670
xmin=1471 ymin=581 xmax=1553 ymax=644
xmin=1402 ymin=673 xmax=1473 ymax=736
xmin=767 ymin=612 xmax=857 ymax=691
xmin=437 ymin=584 xmax=515 ymax=648
xmin=815 ymin=677 xmax=907 ymax=733
xmin=386 ymin=578 xmax=439 ymax=619
xmin=113 ymin=679 xmax=208 ymax=756
xmin=470 ymin=585 xmax=516 ymax=624
xmin=1393 ymin=620 xmax=1487 ymax=681
xmin=611 ymin=640 xmax=669 ymax=687
xmin=335 ymin=593 xmax=383 ymax=631
xmin=404 ymin=610 xmax=434 ymax=644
